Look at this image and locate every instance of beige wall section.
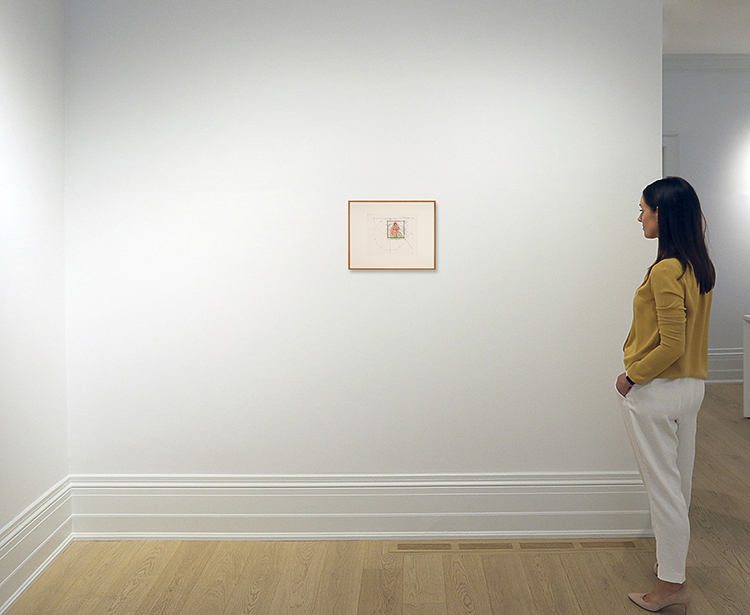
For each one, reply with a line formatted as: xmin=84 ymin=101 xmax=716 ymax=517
xmin=64 ymin=0 xmax=662 ymax=480
xmin=0 ymin=0 xmax=68 ymax=531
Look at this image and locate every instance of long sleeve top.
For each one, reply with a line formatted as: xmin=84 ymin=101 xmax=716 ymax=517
xmin=623 ymin=258 xmax=712 ymax=384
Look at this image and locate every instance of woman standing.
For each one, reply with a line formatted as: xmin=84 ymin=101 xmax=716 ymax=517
xmin=616 ymin=177 xmax=715 ymax=614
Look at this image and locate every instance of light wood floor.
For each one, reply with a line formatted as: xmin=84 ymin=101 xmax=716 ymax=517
xmin=8 ymin=384 xmax=750 ymax=615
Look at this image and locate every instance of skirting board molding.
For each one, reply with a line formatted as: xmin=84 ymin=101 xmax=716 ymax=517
xmin=1 ymin=472 xmax=650 ymax=613
xmin=663 ymin=54 xmax=750 ymax=71
xmin=0 ymin=479 xmax=73 ymax=614
xmin=708 ymin=348 xmax=743 ymax=384
xmin=69 ymin=473 xmax=651 ymax=541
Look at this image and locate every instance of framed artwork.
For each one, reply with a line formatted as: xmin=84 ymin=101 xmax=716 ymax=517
xmin=348 ymin=200 xmax=436 ymax=270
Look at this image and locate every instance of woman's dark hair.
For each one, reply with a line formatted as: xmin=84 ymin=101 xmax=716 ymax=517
xmin=642 ymin=176 xmax=715 ymax=294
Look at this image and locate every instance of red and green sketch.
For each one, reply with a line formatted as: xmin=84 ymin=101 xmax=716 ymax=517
xmin=367 ymin=215 xmax=417 ymax=256
xmin=388 ymin=220 xmax=405 ymax=239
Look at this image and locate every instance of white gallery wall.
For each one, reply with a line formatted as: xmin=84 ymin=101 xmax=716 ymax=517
xmin=62 ymin=0 xmax=663 ymax=537
xmin=0 ymin=0 xmax=70 ymax=607
xmin=663 ymin=55 xmax=750 ymax=382
xmin=0 ymin=0 xmax=68 ymax=538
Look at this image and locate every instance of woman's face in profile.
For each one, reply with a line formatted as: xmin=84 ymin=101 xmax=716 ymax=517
xmin=638 ymin=196 xmax=659 ymax=239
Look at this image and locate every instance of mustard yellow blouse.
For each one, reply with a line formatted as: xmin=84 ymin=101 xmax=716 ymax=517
xmin=623 ymin=258 xmax=712 ymax=384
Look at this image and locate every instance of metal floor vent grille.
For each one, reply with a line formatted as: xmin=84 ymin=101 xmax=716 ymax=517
xmin=390 ymin=538 xmax=653 ymax=554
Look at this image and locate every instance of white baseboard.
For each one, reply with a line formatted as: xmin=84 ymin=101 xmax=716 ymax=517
xmin=708 ymin=348 xmax=743 ymax=384
xmin=69 ymin=473 xmax=651 ymax=541
xmin=0 ymin=479 xmax=73 ymax=614
xmin=1 ymin=472 xmax=651 ymax=613
xmin=663 ymin=54 xmax=750 ymax=71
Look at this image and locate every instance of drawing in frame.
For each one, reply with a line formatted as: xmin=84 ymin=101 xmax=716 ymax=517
xmin=348 ymin=200 xmax=436 ymax=270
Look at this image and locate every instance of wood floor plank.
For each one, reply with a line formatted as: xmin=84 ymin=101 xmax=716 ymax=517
xmin=683 ymin=571 xmax=722 ymax=615
xmin=686 ymin=565 xmax=750 ymax=615
xmin=312 ymin=541 xmax=366 ymax=615
xmin=403 ymin=605 xmax=446 ymax=615
xmin=358 ymin=541 xmax=403 ymax=615
xmin=697 ymin=411 xmax=750 ymax=474
xmin=403 ymin=553 xmax=446 ymax=615
xmin=222 ymin=541 xmax=283 ymax=615
xmin=705 ymin=462 xmax=750 ymax=513
xmin=686 ymin=504 xmax=725 ymax=569
xmin=266 ymin=541 xmax=327 ymax=615
xmin=357 ymin=567 xmax=403 ymax=615
xmin=101 ymin=541 xmax=183 ymax=615
xmin=562 ymin=551 xmax=632 ymax=614
xmin=689 ymin=500 xmax=750 ymax=580
xmin=54 ymin=541 xmax=148 ymax=615
xmin=596 ymin=551 xmax=656 ymax=600
xmin=363 ymin=541 xmax=402 ymax=571
xmin=133 ymin=541 xmax=217 ymax=615
xmin=442 ymin=554 xmax=493 ymax=615
xmin=177 ymin=541 xmax=252 ymax=615
xmin=6 ymin=541 xmax=96 ymax=615
xmin=522 ymin=553 xmax=584 ymax=615
xmin=702 ymin=384 xmax=746 ymax=438
xmin=65 ymin=541 xmax=173 ymax=615
xmin=482 ymin=553 xmax=536 ymax=615
xmin=693 ymin=443 xmax=750 ymax=498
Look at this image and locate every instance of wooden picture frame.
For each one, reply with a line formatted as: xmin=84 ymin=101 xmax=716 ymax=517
xmin=348 ymin=200 xmax=436 ymax=270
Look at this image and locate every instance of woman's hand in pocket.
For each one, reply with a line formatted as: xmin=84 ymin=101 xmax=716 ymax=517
xmin=616 ymin=372 xmax=633 ymax=397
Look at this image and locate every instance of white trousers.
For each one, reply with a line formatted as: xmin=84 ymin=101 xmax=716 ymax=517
xmin=620 ymin=377 xmax=705 ymax=584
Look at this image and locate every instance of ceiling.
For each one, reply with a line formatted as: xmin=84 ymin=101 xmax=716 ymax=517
xmin=663 ymin=0 xmax=750 ymax=54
